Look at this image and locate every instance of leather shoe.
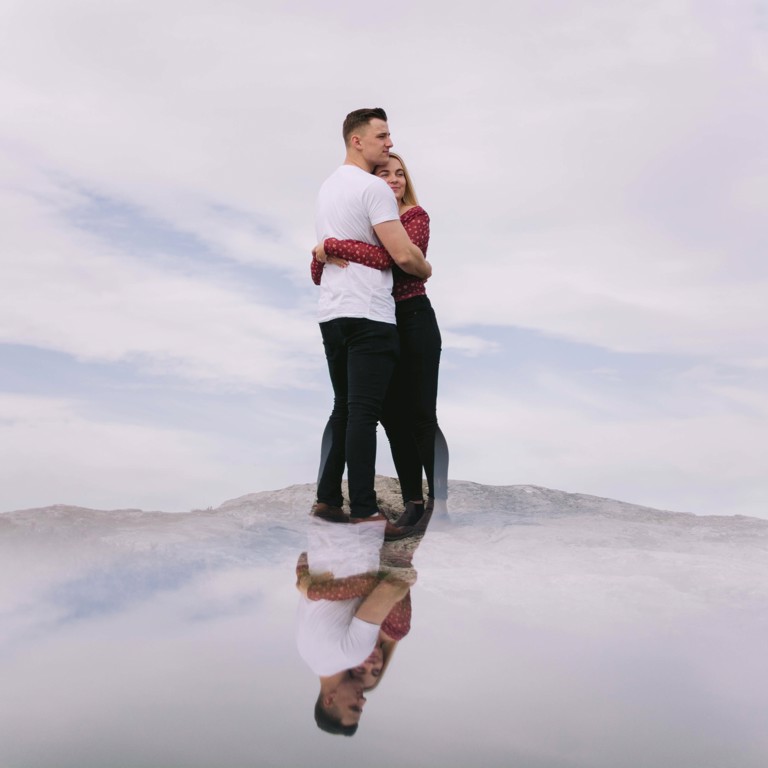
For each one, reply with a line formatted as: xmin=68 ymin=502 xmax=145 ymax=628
xmin=310 ymin=503 xmax=348 ymax=523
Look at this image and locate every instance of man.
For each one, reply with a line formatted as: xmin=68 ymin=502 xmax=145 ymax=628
xmin=313 ymin=107 xmax=432 ymax=520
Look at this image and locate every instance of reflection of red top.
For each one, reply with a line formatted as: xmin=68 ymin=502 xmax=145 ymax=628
xmin=311 ymin=206 xmax=430 ymax=303
xmin=380 ymin=590 xmax=412 ymax=640
xmin=295 ymin=553 xmax=412 ymax=640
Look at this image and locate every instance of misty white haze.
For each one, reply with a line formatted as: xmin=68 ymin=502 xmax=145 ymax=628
xmin=2 ymin=479 xmax=767 ymax=767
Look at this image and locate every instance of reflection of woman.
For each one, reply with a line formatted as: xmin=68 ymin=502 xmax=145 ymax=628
xmin=313 ymin=152 xmax=448 ymax=524
xmin=351 ymin=591 xmax=411 ymax=690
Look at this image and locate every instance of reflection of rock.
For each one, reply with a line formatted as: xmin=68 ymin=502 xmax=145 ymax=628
xmin=5 ymin=476 xmax=768 ymax=626
xmin=6 ymin=477 xmax=768 ymax=636
xmin=5 ymin=475 xmax=768 ymax=553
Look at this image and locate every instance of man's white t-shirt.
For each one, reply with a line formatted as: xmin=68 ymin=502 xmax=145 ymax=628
xmin=296 ymin=598 xmax=380 ymax=676
xmin=315 ymin=165 xmax=399 ymax=324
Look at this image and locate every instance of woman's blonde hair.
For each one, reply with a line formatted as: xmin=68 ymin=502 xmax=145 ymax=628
xmin=376 ymin=152 xmax=419 ymax=207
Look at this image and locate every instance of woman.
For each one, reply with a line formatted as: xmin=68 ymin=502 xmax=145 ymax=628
xmin=350 ymin=597 xmax=409 ymax=691
xmin=312 ymin=153 xmax=447 ymax=525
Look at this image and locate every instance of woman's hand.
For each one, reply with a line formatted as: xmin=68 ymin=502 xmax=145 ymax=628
xmin=312 ymin=242 xmax=327 ymax=263
xmin=296 ymin=573 xmax=310 ymax=596
xmin=312 ymin=242 xmax=348 ymax=268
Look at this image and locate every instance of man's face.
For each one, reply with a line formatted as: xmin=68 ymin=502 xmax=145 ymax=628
xmin=355 ymin=118 xmax=393 ymax=169
xmin=330 ymin=676 xmax=367 ymax=726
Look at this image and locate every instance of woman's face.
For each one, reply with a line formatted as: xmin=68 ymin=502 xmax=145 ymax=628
xmin=350 ymin=645 xmax=384 ymax=688
xmin=375 ymin=157 xmax=406 ymax=203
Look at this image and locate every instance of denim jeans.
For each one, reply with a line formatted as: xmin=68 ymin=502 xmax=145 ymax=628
xmin=316 ymin=317 xmax=399 ymax=518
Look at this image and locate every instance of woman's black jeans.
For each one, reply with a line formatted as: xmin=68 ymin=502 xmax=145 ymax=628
xmin=381 ymin=295 xmax=446 ymax=504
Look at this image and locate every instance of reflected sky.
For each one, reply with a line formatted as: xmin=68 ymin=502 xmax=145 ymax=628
xmin=2 ymin=485 xmax=768 ymax=767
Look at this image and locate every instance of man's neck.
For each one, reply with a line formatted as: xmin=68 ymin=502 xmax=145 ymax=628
xmin=319 ymin=670 xmax=348 ymax=690
xmin=343 ymin=151 xmax=373 ymax=173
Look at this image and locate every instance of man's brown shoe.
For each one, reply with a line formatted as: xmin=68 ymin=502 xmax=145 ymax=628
xmin=349 ymin=512 xmax=414 ymax=540
xmin=310 ymin=503 xmax=348 ymax=523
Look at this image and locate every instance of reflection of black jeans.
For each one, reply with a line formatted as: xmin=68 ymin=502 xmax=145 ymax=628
xmin=316 ymin=317 xmax=399 ymax=518
xmin=381 ymin=295 xmax=446 ymax=503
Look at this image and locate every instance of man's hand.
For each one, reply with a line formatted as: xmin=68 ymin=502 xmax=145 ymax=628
xmin=354 ymin=577 xmax=411 ymax=625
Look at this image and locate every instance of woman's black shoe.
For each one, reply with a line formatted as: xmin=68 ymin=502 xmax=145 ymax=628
xmin=394 ymin=501 xmax=425 ymax=527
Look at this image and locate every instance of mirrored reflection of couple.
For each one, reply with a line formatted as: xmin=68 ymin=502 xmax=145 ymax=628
xmin=295 ymin=510 xmax=428 ymax=735
xmin=295 ymin=106 xmax=449 ymax=735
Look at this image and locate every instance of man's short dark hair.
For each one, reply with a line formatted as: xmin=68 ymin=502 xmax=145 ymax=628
xmin=343 ymin=107 xmax=388 ymax=146
xmin=314 ymin=694 xmax=358 ymax=737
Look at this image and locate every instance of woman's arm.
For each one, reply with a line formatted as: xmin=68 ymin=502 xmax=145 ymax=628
xmin=310 ymin=241 xmax=354 ymax=285
xmin=310 ymin=255 xmax=324 ymax=285
xmin=401 ymin=208 xmax=430 ymax=254
xmin=306 ymin=572 xmax=378 ymax=601
xmin=295 ymin=552 xmax=379 ymax=600
xmin=313 ymin=206 xmax=429 ymax=281
xmin=380 ymin=591 xmax=412 ymax=640
xmin=324 ymin=238 xmax=393 ymax=271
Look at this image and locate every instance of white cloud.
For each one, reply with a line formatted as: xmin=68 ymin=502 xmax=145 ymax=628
xmin=430 ymin=227 xmax=768 ymax=361
xmin=438 ymin=373 xmax=768 ymax=517
xmin=0 ymin=393 xmax=222 ymax=511
xmin=441 ymin=331 xmax=499 ymax=356
xmin=0 ymin=176 xmax=320 ymax=388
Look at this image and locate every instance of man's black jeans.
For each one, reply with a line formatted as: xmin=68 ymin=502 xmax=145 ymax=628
xmin=316 ymin=317 xmax=398 ymax=518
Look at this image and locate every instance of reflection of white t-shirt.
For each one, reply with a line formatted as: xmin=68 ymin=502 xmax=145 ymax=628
xmin=296 ymin=599 xmax=380 ymax=676
xmin=315 ymin=165 xmax=399 ymax=324
xmin=296 ymin=518 xmax=385 ymax=676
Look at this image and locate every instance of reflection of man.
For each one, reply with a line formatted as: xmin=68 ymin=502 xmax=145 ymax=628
xmin=313 ymin=107 xmax=431 ymax=520
xmin=295 ymin=518 xmax=411 ymax=736
xmin=312 ymin=671 xmax=368 ymax=735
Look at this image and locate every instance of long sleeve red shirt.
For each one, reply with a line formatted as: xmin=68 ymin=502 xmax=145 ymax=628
xmin=311 ymin=206 xmax=430 ymax=303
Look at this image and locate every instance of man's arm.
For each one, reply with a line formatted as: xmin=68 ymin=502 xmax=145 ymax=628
xmin=353 ymin=574 xmax=413 ymax=626
xmin=373 ymin=220 xmax=432 ymax=280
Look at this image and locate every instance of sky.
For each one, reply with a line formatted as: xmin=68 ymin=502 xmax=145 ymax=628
xmin=1 ymin=0 xmax=767 ymax=517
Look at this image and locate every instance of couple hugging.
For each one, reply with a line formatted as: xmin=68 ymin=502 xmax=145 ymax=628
xmin=295 ymin=107 xmax=448 ymax=735
xmin=311 ymin=106 xmax=447 ymax=531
